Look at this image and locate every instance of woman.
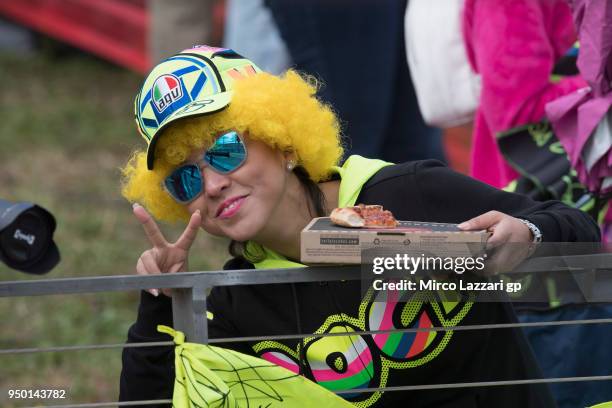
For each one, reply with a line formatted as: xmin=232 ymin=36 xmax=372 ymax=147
xmin=119 ymin=46 xmax=599 ymax=407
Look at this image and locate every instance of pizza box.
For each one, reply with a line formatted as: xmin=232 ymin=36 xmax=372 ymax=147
xmin=300 ymin=217 xmax=490 ymax=264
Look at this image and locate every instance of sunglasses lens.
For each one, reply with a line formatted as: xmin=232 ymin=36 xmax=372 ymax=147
xmin=164 ymin=165 xmax=202 ymax=203
xmin=204 ymin=131 xmax=246 ymax=173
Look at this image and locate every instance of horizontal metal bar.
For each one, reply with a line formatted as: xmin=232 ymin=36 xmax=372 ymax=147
xmin=23 ymin=400 xmax=172 ymax=408
xmin=0 ymin=266 xmax=360 ymax=297
xmin=2 ymin=253 xmax=611 ymax=298
xmin=335 ymin=374 xmax=612 ymax=394
xmin=4 ymin=318 xmax=612 ymax=355
xmin=512 ymin=253 xmax=612 ymax=273
xmin=209 ymin=317 xmax=612 ymax=343
xmin=0 ymin=341 xmax=174 ymax=355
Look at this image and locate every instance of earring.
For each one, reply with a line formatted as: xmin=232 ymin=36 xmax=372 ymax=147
xmin=287 ymin=161 xmax=295 ymax=171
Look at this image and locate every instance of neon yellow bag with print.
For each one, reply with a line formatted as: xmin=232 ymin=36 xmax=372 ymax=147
xmin=159 ymin=325 xmax=354 ymax=407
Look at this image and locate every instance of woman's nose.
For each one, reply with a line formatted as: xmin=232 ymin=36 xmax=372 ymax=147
xmin=202 ymin=166 xmax=231 ymax=197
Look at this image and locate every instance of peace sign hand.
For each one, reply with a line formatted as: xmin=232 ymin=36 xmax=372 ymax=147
xmin=132 ymin=203 xmax=202 ymax=297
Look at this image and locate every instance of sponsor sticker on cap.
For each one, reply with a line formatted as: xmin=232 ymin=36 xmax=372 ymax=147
xmin=152 ymin=74 xmax=183 ymax=113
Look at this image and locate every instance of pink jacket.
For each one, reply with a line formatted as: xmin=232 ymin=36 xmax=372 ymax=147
xmin=463 ymin=0 xmax=587 ymax=188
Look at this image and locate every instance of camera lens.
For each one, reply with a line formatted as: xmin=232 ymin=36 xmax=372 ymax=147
xmin=0 ymin=208 xmax=51 ymax=266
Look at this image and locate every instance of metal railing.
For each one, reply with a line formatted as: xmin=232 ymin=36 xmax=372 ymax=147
xmin=1 ymin=255 xmax=612 ymax=407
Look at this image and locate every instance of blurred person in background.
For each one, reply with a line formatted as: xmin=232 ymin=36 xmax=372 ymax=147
xmin=463 ymin=0 xmax=585 ymax=189
xmin=404 ymin=0 xmax=480 ymax=174
xmin=462 ymin=1 xmax=612 ymax=406
xmin=252 ymin=0 xmax=445 ymax=163
xmin=223 ymin=0 xmax=291 ymax=75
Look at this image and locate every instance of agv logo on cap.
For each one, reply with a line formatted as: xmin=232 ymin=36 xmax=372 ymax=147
xmin=152 ymin=74 xmax=183 ymax=113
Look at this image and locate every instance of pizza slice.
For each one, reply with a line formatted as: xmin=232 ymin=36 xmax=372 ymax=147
xmin=330 ymin=204 xmax=399 ymax=228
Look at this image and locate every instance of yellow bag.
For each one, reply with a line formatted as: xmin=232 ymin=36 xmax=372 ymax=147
xmin=158 ymin=325 xmax=354 ymax=407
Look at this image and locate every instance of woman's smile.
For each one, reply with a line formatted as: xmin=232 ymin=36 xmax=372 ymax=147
xmin=216 ymin=195 xmax=248 ymax=219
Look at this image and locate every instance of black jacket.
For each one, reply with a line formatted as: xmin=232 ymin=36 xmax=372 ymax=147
xmin=119 ymin=160 xmax=600 ymax=407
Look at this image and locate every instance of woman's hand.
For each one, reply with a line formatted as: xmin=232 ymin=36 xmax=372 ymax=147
xmin=133 ymin=203 xmax=202 ymax=297
xmin=458 ymin=210 xmax=533 ymax=274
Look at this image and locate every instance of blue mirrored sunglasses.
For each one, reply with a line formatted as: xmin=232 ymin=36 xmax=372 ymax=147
xmin=163 ymin=131 xmax=247 ymax=203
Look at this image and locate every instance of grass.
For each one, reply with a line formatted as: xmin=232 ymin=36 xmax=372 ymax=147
xmin=0 ymin=50 xmax=229 ymax=406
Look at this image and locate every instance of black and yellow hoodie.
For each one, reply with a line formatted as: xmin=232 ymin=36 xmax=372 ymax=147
xmin=120 ymin=157 xmax=600 ymax=407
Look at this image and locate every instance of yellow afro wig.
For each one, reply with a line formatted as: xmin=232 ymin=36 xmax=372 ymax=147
xmin=121 ymin=70 xmax=344 ymax=223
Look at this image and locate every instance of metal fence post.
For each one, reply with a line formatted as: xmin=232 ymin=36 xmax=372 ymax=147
xmin=172 ymin=285 xmax=208 ymax=343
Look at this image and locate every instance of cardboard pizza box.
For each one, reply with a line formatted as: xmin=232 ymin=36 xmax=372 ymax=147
xmin=300 ymin=217 xmax=490 ymax=264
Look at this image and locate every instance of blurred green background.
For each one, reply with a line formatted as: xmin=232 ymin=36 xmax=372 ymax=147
xmin=0 ymin=46 xmax=228 ymax=406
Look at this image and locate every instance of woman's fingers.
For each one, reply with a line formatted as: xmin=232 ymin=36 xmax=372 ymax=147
xmin=176 ymin=210 xmax=201 ymax=251
xmin=133 ymin=203 xmax=168 ymax=249
xmin=136 ymin=258 xmax=146 ymax=276
xmin=168 ymin=263 xmax=185 ymax=273
xmin=458 ymin=211 xmax=504 ymax=250
xmin=485 ymin=228 xmax=507 ymax=249
xmin=141 ymin=250 xmax=162 ymax=273
xmin=136 ymin=256 xmax=160 ymax=297
xmin=458 ymin=211 xmax=501 ymax=231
